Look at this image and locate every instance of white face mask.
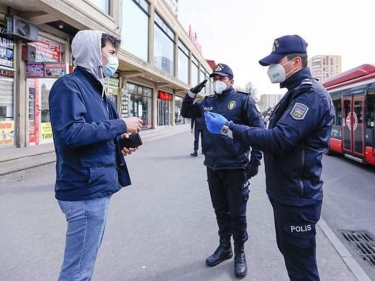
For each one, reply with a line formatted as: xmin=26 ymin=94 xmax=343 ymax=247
xmin=267 ymin=60 xmax=295 ymax=84
xmin=213 ymin=80 xmax=227 ymax=94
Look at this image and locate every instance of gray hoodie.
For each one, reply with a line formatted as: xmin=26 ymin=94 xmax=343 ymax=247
xmin=71 ymin=30 xmax=104 ymax=84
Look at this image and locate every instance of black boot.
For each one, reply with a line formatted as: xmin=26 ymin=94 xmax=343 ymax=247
xmin=234 ymin=242 xmax=247 ymax=278
xmin=190 ymin=150 xmax=198 ymax=157
xmin=206 ymin=237 xmax=233 ymax=267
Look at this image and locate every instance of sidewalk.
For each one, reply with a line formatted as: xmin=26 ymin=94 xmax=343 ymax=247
xmin=0 ymin=128 xmax=370 ymax=280
xmin=0 ymin=124 xmax=191 ymax=182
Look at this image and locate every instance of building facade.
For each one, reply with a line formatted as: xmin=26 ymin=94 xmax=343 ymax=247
xmin=308 ymin=55 xmax=342 ymax=84
xmin=0 ymin=0 xmax=213 ymax=149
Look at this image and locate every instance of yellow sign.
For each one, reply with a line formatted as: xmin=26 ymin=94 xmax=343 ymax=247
xmin=0 ymin=121 xmax=14 ymax=146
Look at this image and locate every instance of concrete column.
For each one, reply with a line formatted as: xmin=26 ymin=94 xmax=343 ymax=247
xmin=148 ymin=1 xmax=155 ymax=65
xmin=152 ymin=86 xmax=158 ymax=128
xmin=15 ymin=40 xmax=27 ymax=148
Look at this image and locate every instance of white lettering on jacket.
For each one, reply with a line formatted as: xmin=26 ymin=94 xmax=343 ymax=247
xmin=290 ymin=224 xmax=312 ymax=233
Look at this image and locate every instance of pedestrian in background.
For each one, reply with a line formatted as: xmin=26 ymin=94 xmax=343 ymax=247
xmin=190 ymin=115 xmax=205 ymax=156
xmin=49 ymin=30 xmax=143 ymax=280
xmin=181 ymin=63 xmax=264 ymax=278
xmin=204 ymin=35 xmax=334 ymax=281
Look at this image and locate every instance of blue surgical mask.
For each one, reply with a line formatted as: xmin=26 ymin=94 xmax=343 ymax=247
xmin=103 ymin=56 xmax=119 ymax=77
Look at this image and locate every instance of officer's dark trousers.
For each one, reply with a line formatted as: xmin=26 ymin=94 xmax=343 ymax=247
xmin=207 ymin=168 xmax=250 ymax=243
xmin=270 ymin=198 xmax=322 ymax=281
xmin=193 ymin=129 xmax=203 ymax=151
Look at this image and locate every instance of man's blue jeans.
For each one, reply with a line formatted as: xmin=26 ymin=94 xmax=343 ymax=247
xmin=58 ymin=195 xmax=112 ymax=281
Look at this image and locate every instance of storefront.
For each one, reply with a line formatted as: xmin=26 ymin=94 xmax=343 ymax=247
xmin=157 ymin=90 xmax=172 ymax=126
xmin=123 ymin=82 xmax=152 ymax=129
xmin=104 ymin=76 xmax=120 ymax=106
xmin=26 ymin=36 xmax=67 ymax=145
xmin=174 ymin=96 xmax=183 ymax=124
xmin=0 ymin=23 xmax=16 ymax=147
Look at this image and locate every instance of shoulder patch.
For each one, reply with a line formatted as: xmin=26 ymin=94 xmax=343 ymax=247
xmin=290 ymin=102 xmax=309 ymax=120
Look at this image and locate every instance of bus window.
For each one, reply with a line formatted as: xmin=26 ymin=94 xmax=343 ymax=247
xmin=333 ymin=98 xmax=341 ymax=125
xmin=343 ymin=100 xmax=351 ymax=126
xmin=366 ymin=92 xmax=375 ymax=128
xmin=354 ymin=100 xmax=363 ymax=124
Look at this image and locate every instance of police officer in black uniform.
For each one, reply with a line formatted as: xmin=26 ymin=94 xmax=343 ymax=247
xmin=181 ymin=63 xmax=264 ymax=278
xmin=204 ymin=36 xmax=335 ymax=281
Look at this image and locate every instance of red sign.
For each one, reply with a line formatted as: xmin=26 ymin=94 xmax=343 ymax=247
xmin=29 ymin=37 xmax=61 ymax=62
xmin=188 ymin=25 xmax=202 ymax=53
xmin=158 ymin=91 xmax=173 ymax=101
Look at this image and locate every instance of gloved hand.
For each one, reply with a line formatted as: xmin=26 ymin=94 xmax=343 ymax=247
xmin=188 ymin=79 xmax=208 ymax=98
xmin=204 ymin=111 xmax=228 ymax=134
xmin=246 ymin=159 xmax=260 ymax=179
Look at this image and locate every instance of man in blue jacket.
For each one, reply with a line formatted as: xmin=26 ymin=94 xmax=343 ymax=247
xmin=49 ymin=30 xmax=143 ymax=280
xmin=190 ymin=115 xmax=205 ymax=156
xmin=204 ymin=35 xmax=335 ymax=281
xmin=181 ymin=63 xmax=263 ymax=278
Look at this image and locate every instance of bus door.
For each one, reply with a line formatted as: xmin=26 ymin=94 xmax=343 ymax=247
xmin=342 ymin=92 xmax=365 ymax=160
xmin=365 ymin=89 xmax=375 ymax=164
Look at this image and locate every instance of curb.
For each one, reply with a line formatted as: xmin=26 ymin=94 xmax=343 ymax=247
xmin=318 ymin=217 xmax=372 ymax=281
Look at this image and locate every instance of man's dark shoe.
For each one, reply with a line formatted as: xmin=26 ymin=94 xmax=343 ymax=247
xmin=206 ymin=237 xmax=233 ymax=267
xmin=190 ymin=150 xmax=198 ymax=157
xmin=234 ymin=242 xmax=247 ymax=278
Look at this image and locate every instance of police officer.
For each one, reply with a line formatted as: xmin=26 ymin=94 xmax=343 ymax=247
xmin=190 ymin=115 xmax=205 ymax=157
xmin=204 ymin=36 xmax=335 ymax=281
xmin=181 ymin=63 xmax=264 ymax=278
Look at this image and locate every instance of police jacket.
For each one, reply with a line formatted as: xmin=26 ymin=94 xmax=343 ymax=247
xmin=229 ymin=68 xmax=334 ymax=206
xmin=49 ymin=67 xmax=130 ymax=201
xmin=181 ymin=87 xmax=263 ymax=170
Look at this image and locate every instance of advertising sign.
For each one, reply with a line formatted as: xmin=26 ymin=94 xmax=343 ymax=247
xmin=26 ymin=63 xmax=45 ymax=78
xmin=0 ymin=23 xmax=15 ymax=68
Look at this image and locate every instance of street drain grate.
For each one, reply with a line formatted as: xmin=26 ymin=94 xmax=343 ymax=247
xmin=340 ymin=230 xmax=375 ymax=267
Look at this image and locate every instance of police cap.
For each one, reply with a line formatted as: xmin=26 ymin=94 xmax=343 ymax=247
xmin=209 ymin=63 xmax=234 ymax=78
xmin=259 ymin=35 xmax=308 ymax=66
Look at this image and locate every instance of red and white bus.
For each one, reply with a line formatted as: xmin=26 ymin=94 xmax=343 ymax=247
xmin=322 ymin=64 xmax=375 ymax=166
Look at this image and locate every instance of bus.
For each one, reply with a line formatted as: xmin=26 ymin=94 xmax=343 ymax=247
xmin=322 ymin=64 xmax=375 ymax=166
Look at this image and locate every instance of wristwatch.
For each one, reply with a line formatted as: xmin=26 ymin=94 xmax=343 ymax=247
xmin=220 ymin=125 xmax=230 ymax=136
xmin=220 ymin=122 xmax=233 ymax=138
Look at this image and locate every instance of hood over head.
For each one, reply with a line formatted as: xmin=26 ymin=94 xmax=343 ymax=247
xmin=71 ymin=30 xmax=104 ymax=83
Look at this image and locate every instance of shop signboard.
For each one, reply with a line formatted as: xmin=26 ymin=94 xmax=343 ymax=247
xmin=0 ymin=23 xmax=15 ymax=68
xmin=26 ymin=63 xmax=45 ymax=78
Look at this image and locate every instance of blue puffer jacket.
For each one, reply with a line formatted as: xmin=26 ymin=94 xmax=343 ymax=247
xmin=181 ymin=87 xmax=264 ymax=170
xmin=230 ymin=68 xmax=335 ymax=206
xmin=49 ymin=67 xmax=129 ymax=201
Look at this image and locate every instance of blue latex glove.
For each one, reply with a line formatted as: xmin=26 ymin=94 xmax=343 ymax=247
xmin=204 ymin=111 xmax=228 ymax=134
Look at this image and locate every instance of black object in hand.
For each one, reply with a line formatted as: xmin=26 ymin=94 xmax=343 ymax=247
xmin=190 ymin=79 xmax=208 ymax=94
xmin=120 ymin=133 xmax=143 ymax=149
xmin=246 ymin=160 xmax=259 ymax=179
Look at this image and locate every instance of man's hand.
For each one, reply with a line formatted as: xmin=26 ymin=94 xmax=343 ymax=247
xmin=120 ymin=133 xmax=138 ymax=156
xmin=188 ymin=79 xmax=208 ymax=98
xmin=122 ymin=117 xmax=143 ymax=134
xmin=204 ymin=111 xmax=228 ymax=134
xmin=121 ymin=146 xmax=138 ymax=156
